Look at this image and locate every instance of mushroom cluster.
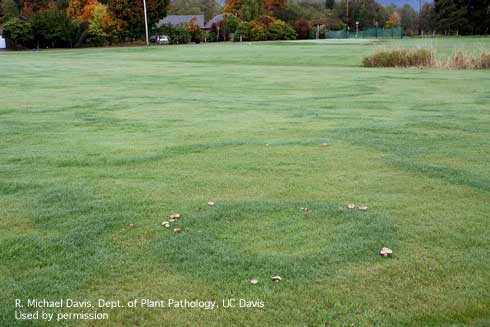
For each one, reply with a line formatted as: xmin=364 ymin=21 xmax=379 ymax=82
xmin=347 ymin=203 xmax=368 ymax=211
xmin=162 ymin=213 xmax=182 ymax=233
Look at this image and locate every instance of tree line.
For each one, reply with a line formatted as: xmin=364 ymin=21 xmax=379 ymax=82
xmin=0 ymin=0 xmax=169 ymax=48
xmin=1 ymin=0 xmax=489 ymax=48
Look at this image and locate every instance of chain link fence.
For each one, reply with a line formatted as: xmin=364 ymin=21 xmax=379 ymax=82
xmin=326 ymin=28 xmax=403 ymax=39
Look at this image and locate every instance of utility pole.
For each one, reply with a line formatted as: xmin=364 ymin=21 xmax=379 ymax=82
xmin=143 ymin=0 xmax=149 ymax=45
xmin=346 ymin=0 xmax=349 ymax=31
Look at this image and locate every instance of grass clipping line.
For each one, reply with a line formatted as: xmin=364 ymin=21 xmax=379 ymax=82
xmin=363 ymin=47 xmax=490 ymax=69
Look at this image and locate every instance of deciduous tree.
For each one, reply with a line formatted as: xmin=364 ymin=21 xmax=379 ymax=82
xmin=264 ymin=0 xmax=285 ymax=16
xmin=241 ymin=0 xmax=262 ymax=21
xmin=1 ymin=0 xmax=19 ymax=22
xmin=399 ymin=4 xmax=417 ymax=35
xmin=3 ymin=16 xmax=32 ymax=47
xmin=385 ymin=11 xmax=400 ymax=28
xmin=224 ymin=0 xmax=242 ymax=17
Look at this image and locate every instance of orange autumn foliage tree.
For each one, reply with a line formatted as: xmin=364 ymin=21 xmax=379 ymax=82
xmin=67 ymin=0 xmax=85 ymax=18
xmin=81 ymin=0 xmax=99 ymax=20
xmin=187 ymin=16 xmax=199 ymax=33
xmin=385 ymin=11 xmax=401 ymax=29
xmin=224 ymin=0 xmax=242 ymax=17
xmin=67 ymin=0 xmax=100 ymax=20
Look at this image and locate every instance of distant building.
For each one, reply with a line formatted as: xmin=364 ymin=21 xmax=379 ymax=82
xmin=157 ymin=15 xmax=205 ymax=28
xmin=0 ymin=26 xmax=6 ymax=49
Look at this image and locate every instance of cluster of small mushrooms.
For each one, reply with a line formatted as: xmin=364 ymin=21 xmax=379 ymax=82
xmin=161 ymin=212 xmax=182 ymax=233
xmin=249 ymin=276 xmax=282 ymax=285
xmin=128 ymin=198 xmax=393 ymax=286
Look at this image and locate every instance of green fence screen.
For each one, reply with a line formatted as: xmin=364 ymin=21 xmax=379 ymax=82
xmin=325 ymin=28 xmax=403 ymax=39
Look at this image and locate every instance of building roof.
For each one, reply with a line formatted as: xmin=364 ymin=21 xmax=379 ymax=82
xmin=157 ymin=15 xmax=205 ymax=28
xmin=204 ymin=13 xmax=232 ymax=29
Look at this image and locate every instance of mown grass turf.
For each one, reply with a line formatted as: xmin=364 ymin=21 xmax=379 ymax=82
xmin=1 ymin=37 xmax=490 ymax=326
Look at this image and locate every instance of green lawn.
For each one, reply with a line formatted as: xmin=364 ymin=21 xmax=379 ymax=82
xmin=1 ymin=37 xmax=490 ymax=326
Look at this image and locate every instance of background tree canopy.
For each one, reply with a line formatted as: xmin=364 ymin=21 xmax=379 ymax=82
xmin=1 ymin=0 xmax=489 ymax=48
xmin=169 ymin=0 xmax=222 ymax=21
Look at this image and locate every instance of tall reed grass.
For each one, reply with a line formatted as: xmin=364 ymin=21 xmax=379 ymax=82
xmin=363 ymin=47 xmax=490 ymax=69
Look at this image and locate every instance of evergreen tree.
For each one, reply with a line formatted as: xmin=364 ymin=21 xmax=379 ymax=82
xmin=325 ymin=0 xmax=334 ymax=10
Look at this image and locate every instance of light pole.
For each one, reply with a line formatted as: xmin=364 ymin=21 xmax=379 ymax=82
xmin=418 ymin=0 xmax=422 ymax=35
xmin=142 ymin=0 xmax=149 ymax=45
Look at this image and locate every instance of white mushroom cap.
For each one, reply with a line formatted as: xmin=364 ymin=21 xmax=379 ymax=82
xmin=169 ymin=213 xmax=181 ymax=219
xmin=379 ymin=247 xmax=393 ymax=256
xmin=271 ymin=276 xmax=282 ymax=282
xmin=250 ymin=279 xmax=258 ymax=285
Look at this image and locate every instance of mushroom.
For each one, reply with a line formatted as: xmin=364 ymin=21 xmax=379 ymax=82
xmin=173 ymin=227 xmax=182 ymax=234
xmin=129 ymin=223 xmax=135 ymax=228
xmin=208 ymin=201 xmax=215 ymax=206
xmin=379 ymin=247 xmax=393 ymax=257
xmin=169 ymin=218 xmax=176 ymax=223
xmin=250 ymin=279 xmax=258 ymax=285
xmin=161 ymin=221 xmax=169 ymax=226
xmin=347 ymin=203 xmax=356 ymax=209
xmin=169 ymin=213 xmax=181 ymax=219
xmin=163 ymin=222 xmax=171 ymax=228
xmin=303 ymin=207 xmax=309 ymax=212
xmin=320 ymin=143 xmax=329 ymax=147
xmin=358 ymin=205 xmax=368 ymax=211
xmin=271 ymin=276 xmax=282 ymax=282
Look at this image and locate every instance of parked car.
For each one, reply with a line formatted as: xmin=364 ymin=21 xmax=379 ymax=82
xmin=157 ymin=35 xmax=170 ymax=45
xmin=149 ymin=35 xmax=157 ymax=43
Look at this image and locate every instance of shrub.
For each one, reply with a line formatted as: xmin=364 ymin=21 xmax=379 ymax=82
xmin=234 ymin=17 xmax=295 ymax=42
xmin=249 ymin=21 xmax=267 ymax=41
xmin=205 ymin=31 xmax=217 ymax=42
xmin=235 ymin=21 xmax=251 ymax=41
xmin=294 ymin=18 xmax=310 ymax=39
xmin=268 ymin=19 xmax=296 ymax=40
xmin=362 ymin=48 xmax=437 ymax=68
xmin=172 ymin=24 xmax=191 ymax=44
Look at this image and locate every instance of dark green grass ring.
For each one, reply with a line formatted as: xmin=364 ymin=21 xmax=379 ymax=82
xmin=151 ymin=200 xmax=397 ymax=284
